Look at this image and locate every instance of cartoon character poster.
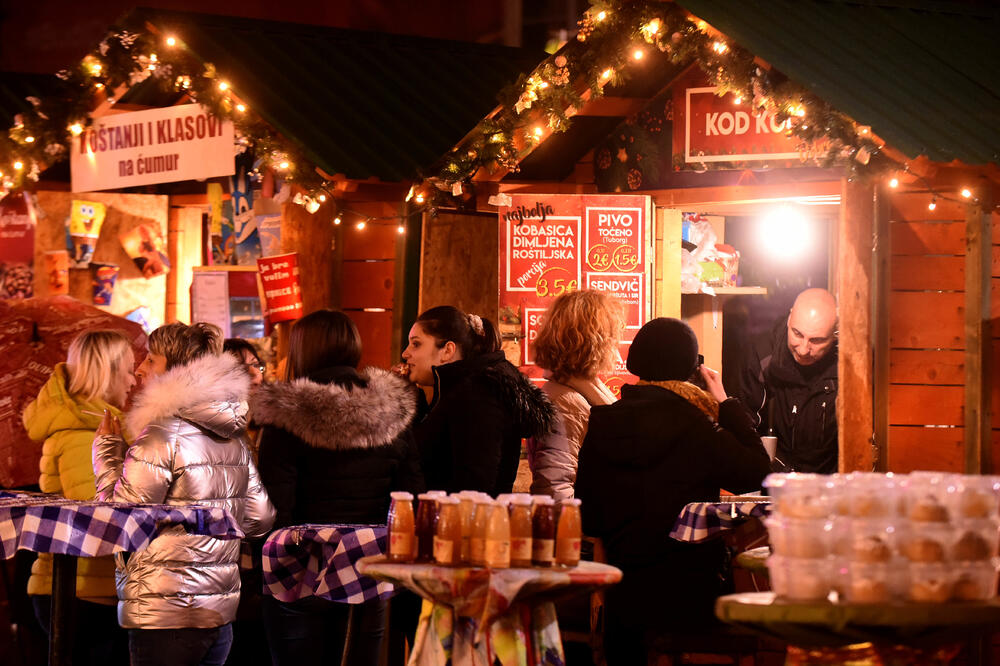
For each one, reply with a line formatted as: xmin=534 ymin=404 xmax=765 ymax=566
xmin=66 ymin=200 xmax=106 ymax=267
xmin=231 ymin=153 xmax=261 ymax=265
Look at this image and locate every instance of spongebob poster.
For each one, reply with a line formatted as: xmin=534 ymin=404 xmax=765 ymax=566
xmin=66 ymin=200 xmax=107 ymax=267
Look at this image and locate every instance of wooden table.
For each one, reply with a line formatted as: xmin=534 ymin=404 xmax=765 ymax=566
xmin=716 ymin=592 xmax=1000 ymax=665
xmin=358 ymin=555 xmax=621 ymax=666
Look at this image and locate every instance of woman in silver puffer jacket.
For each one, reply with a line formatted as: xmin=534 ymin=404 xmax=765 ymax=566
xmin=93 ymin=322 xmax=275 ymax=666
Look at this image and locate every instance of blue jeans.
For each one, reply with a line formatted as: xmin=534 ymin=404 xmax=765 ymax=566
xmin=129 ymin=623 xmax=233 ymax=666
xmin=262 ymin=595 xmax=386 ymax=666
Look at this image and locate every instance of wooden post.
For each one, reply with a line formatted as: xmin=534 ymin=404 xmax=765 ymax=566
xmin=838 ymin=178 xmax=879 ymax=472
xmin=655 ymin=207 xmax=682 ymax=318
xmin=964 ymin=190 xmax=992 ymax=474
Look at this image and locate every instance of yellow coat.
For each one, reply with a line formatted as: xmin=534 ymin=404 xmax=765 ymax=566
xmin=22 ymin=363 xmax=123 ymax=601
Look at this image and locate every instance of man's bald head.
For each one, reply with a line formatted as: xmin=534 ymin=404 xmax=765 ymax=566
xmin=786 ymin=288 xmax=838 ymax=366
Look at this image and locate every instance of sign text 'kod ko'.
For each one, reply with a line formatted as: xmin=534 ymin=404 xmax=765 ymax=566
xmin=71 ymin=104 xmax=235 ymax=192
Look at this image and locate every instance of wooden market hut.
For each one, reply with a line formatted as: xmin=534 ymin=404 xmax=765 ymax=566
xmin=414 ymin=0 xmax=1000 ymax=475
xmin=1 ymin=7 xmax=541 ymax=368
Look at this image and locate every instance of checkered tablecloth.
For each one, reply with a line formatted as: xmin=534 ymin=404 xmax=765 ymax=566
xmin=670 ymin=500 xmax=771 ymax=543
xmin=0 ymin=491 xmax=244 ymax=559
xmin=262 ymin=524 xmax=393 ymax=604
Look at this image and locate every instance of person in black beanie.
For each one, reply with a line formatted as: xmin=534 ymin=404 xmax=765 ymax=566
xmin=576 ymin=318 xmax=769 ymax=665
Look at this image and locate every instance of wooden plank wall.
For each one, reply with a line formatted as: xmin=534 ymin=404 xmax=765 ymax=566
xmin=992 ymin=212 xmax=1000 ymax=472
xmin=887 ymin=193 xmax=969 ymax=471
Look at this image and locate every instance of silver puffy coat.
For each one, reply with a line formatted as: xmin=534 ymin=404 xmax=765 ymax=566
xmin=93 ymin=352 xmax=275 ymax=630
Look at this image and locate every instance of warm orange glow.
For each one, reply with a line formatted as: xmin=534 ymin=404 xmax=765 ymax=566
xmin=601 ymin=68 xmax=614 ymax=80
xmin=235 ymin=104 xmax=246 ymax=112
xmin=889 ymin=177 xmax=899 ymax=188
xmin=927 ymin=200 xmax=937 ymax=211
xmin=356 ymin=221 xmax=366 ymax=230
xmin=961 ymin=188 xmax=972 ymax=198
xmin=24 ymin=136 xmax=34 ymax=143
xmin=13 ymin=161 xmax=23 ymax=170
xmin=397 ymin=225 xmax=406 ymax=234
xmin=166 ymin=36 xmax=177 ymax=46
xmin=333 ymin=216 xmax=342 ymax=225
xmin=69 ymin=123 xmax=83 ymax=136
xmin=633 ymin=49 xmax=644 ymax=60
xmin=218 ymin=81 xmax=229 ymax=91
xmin=415 ymin=193 xmax=425 ymax=204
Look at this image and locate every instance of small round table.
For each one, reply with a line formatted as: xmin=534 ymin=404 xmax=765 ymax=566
xmin=358 ymin=555 xmax=622 ymax=666
xmin=716 ymin=591 xmax=1000 ymax=665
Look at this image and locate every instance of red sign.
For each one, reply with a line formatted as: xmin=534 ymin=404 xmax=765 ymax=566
xmin=683 ymin=86 xmax=801 ymax=164
xmin=0 ymin=193 xmax=37 ymax=299
xmin=498 ymin=194 xmax=650 ymax=385
xmin=257 ymin=252 xmax=302 ymax=329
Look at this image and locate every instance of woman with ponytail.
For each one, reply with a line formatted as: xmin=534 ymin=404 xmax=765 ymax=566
xmin=401 ymin=305 xmax=555 ymax=496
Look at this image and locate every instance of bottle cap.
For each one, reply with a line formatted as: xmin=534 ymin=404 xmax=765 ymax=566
xmin=437 ymin=496 xmax=459 ymax=505
xmin=426 ymin=490 xmax=448 ymax=497
xmin=510 ymin=495 xmax=532 ymax=506
xmin=390 ymin=491 xmax=414 ymax=501
xmin=561 ymin=498 xmax=582 ymax=507
xmin=417 ymin=492 xmax=439 ymax=501
xmin=533 ymin=496 xmax=555 ymax=506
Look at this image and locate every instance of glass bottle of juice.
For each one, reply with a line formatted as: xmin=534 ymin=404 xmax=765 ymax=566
xmin=484 ymin=501 xmax=511 ymax=568
xmin=415 ymin=492 xmax=439 ymax=562
xmin=469 ymin=496 xmax=492 ymax=566
xmin=555 ymin=498 xmax=582 ymax=567
xmin=433 ymin=497 xmax=461 ymax=566
xmin=456 ymin=492 xmax=476 ymax=564
xmin=509 ymin=495 xmax=533 ymax=567
xmin=531 ymin=496 xmax=556 ymax=567
xmin=387 ymin=491 xmax=415 ymax=562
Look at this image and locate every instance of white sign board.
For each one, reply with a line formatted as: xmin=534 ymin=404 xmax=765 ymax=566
xmin=71 ymin=104 xmax=234 ymax=192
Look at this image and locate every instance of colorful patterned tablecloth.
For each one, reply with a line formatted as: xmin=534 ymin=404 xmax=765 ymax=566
xmin=0 ymin=490 xmax=244 ymax=559
xmin=670 ymin=500 xmax=771 ymax=543
xmin=262 ymin=524 xmax=392 ymax=603
xmin=359 ymin=555 xmax=622 ymax=666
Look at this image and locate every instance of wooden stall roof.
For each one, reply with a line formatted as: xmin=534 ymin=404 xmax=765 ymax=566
xmin=121 ymin=7 xmax=544 ymax=184
xmin=670 ymin=0 xmax=1000 ymax=166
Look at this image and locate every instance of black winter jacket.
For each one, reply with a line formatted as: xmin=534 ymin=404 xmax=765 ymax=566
xmin=576 ymin=384 xmax=769 ymax=630
xmin=414 ymin=352 xmax=555 ymax=497
xmin=252 ymin=366 xmax=425 ymax=528
xmin=737 ymin=317 xmax=838 ymax=473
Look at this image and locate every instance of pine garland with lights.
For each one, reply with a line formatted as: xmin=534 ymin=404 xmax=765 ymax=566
xmin=416 ymin=0 xmax=887 ymax=208
xmin=0 ymin=22 xmax=325 ymax=198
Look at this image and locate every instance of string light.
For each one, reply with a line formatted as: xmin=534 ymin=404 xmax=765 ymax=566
xmin=927 ymin=199 xmax=937 ymax=211
xmin=235 ymin=103 xmax=246 ymax=112
xmin=533 ymin=126 xmax=544 ymax=138
xmin=218 ymin=81 xmax=229 ymax=91
xmin=712 ymin=41 xmax=728 ymax=54
xmin=961 ymin=188 xmax=972 ymax=199
xmin=13 ymin=161 xmax=23 ymax=170
xmin=356 ymin=220 xmax=366 ymax=230
xmin=317 ymin=194 xmax=326 ymax=202
xmin=632 ymin=48 xmax=644 ymax=60
xmin=24 ymin=136 xmax=35 ymax=143
xmin=397 ymin=225 xmax=406 ymax=234
xmin=596 ymin=10 xmax=607 ymax=21
xmin=600 ymin=68 xmax=614 ymax=80
xmin=414 ymin=193 xmax=425 ymax=204
xmin=68 ymin=123 xmax=83 ymax=136
xmin=277 ymin=161 xmax=289 ymax=170
xmin=889 ymin=177 xmax=899 ymax=188
xmin=166 ymin=36 xmax=176 ymax=47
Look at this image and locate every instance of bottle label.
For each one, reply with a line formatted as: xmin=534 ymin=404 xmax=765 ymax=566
xmin=532 ymin=538 xmax=555 ymax=564
xmin=556 ymin=538 xmax=581 ymax=565
xmin=433 ymin=536 xmax=454 ymax=565
xmin=469 ymin=538 xmax=486 ymax=565
xmin=389 ymin=531 xmax=414 ymax=559
xmin=511 ymin=537 xmax=532 ymax=564
xmin=484 ymin=538 xmax=510 ymax=567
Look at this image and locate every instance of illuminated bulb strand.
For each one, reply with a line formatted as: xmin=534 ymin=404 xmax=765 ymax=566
xmin=887 ymin=169 xmax=988 ymax=210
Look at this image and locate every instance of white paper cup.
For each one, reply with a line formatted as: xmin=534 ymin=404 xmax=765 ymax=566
xmin=761 ymin=436 xmax=778 ymax=460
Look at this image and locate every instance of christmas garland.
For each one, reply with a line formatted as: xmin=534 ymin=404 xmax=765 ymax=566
xmin=415 ymin=0 xmax=886 ymax=208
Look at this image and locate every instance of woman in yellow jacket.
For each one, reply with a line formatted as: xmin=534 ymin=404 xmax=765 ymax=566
xmin=22 ymin=328 xmax=136 ymax=665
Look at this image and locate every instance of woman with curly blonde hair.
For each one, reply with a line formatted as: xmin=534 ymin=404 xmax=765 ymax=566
xmin=527 ymin=290 xmax=623 ymax=500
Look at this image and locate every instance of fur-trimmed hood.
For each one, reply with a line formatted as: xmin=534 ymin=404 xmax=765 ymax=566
xmin=250 ymin=366 xmax=416 ymax=451
xmin=126 ymin=353 xmax=250 ymax=439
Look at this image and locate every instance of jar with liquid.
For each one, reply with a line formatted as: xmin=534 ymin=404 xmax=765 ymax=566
xmin=387 ymin=491 xmax=415 ymax=562
xmin=509 ymin=495 xmax=533 ymax=567
xmin=555 ymin=498 xmax=582 ymax=567
xmin=531 ymin=496 xmax=556 ymax=567
xmin=484 ymin=501 xmax=511 ymax=568
xmin=415 ymin=492 xmax=439 ymax=562
xmin=433 ymin=497 xmax=462 ymax=566
xmin=456 ymin=493 xmax=476 ymax=564
xmin=469 ymin=496 xmax=492 ymax=566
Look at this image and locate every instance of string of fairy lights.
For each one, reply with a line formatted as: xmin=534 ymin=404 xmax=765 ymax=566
xmin=0 ymin=0 xmax=993 ymax=223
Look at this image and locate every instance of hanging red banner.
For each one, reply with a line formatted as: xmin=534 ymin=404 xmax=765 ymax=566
xmin=257 ymin=252 xmax=303 ymax=331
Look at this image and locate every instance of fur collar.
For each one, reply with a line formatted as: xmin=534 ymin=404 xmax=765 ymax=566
xmin=250 ymin=366 xmax=416 ymax=451
xmin=126 ymin=353 xmax=249 ymax=438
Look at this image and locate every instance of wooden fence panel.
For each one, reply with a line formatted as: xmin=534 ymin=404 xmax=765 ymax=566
xmin=889 ymin=385 xmax=964 ymax=426
xmin=889 ymin=292 xmax=964 ymax=349
xmin=888 ymin=425 xmax=964 ymax=472
xmin=889 ymin=349 xmax=964 ymax=385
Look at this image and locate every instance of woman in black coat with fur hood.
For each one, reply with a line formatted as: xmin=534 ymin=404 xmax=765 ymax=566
xmin=401 ymin=305 xmax=555 ymax=496
xmin=252 ymin=310 xmax=424 ymax=666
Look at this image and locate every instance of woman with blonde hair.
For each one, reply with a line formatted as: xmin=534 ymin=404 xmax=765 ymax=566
xmin=527 ymin=290 xmax=623 ymax=500
xmin=22 ymin=329 xmax=137 ymax=664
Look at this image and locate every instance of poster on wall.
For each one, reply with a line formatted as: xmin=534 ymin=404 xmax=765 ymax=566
xmin=257 ymin=253 xmax=303 ymax=333
xmin=0 ymin=192 xmax=37 ymax=299
xmin=498 ymin=194 xmax=651 ymax=394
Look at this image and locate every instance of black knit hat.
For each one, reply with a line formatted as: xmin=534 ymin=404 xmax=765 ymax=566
xmin=626 ymin=317 xmax=700 ymax=381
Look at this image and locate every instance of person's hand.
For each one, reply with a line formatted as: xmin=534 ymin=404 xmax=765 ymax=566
xmin=95 ymin=409 xmax=122 ymax=438
xmin=699 ymin=365 xmax=728 ymax=403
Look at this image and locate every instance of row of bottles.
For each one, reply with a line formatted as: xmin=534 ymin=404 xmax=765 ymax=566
xmin=386 ymin=490 xmax=582 ymax=569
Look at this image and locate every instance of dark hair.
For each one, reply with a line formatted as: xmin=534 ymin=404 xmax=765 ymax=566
xmin=286 ymin=310 xmax=362 ymax=380
xmin=223 ymin=338 xmax=260 ymax=365
xmin=415 ymin=305 xmax=500 ymax=359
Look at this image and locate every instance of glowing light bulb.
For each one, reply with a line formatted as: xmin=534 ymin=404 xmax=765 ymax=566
xmin=961 ymin=188 xmax=972 ymax=198
xmin=601 ymin=68 xmax=613 ymax=80
xmin=633 ymin=49 xmax=644 ymax=60
xmin=927 ymin=199 xmax=937 ymax=211
xmin=69 ymin=123 xmax=83 ymax=136
xmin=278 ymin=161 xmax=289 ymax=170
xmin=643 ymin=19 xmax=660 ymax=35
xmin=697 ymin=20 xmax=708 ymax=31
xmin=713 ymin=41 xmax=728 ymax=53
xmin=317 ymin=194 xmax=326 ymax=202
xmin=235 ymin=104 xmax=246 ymax=112
xmin=218 ymin=81 xmax=229 ymax=91
xmin=533 ymin=126 xmax=544 ymax=138
xmin=94 ymin=83 xmax=104 ymax=90
xmin=166 ymin=36 xmax=176 ymax=46
xmin=397 ymin=225 xmax=405 ymax=234
xmin=795 ymin=106 xmax=806 ymax=117
xmin=758 ymin=206 xmax=814 ymax=263
xmin=596 ymin=11 xmax=607 ymax=21
xmin=333 ymin=216 xmax=342 ymax=225
xmin=734 ymin=96 xmax=742 ymax=105
xmin=889 ymin=177 xmax=899 ymax=188
xmin=13 ymin=161 xmax=24 ymax=170
xmin=24 ymin=136 xmax=34 ymax=143
xmin=356 ymin=220 xmax=366 ymax=230
xmin=415 ymin=193 xmax=425 ymax=204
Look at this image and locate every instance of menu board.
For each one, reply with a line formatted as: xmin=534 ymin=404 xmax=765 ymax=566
xmin=498 ymin=194 xmax=651 ymax=392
